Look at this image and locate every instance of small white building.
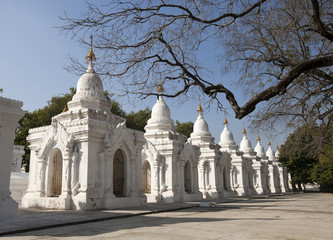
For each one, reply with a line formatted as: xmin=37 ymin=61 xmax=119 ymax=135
xmin=143 ymin=85 xmax=202 ymax=203
xmin=239 ymin=128 xmax=257 ymax=195
xmin=22 ymin=46 xmax=146 ymax=210
xmin=266 ymin=141 xmax=281 ymax=193
xmin=189 ymin=103 xmax=222 ymax=199
xmin=254 ymin=136 xmax=270 ymax=194
xmin=219 ymin=118 xmax=249 ymax=196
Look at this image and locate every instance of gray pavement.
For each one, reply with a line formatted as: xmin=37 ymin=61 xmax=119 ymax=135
xmin=1 ymin=193 xmax=333 ymax=239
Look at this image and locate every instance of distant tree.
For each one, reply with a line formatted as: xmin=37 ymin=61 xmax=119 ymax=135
xmin=311 ymin=122 xmax=333 ymax=189
xmin=125 ymin=108 xmax=151 ymax=131
xmin=176 ymin=120 xmax=194 ymax=138
xmin=279 ymin=120 xmax=333 ymax=191
xmin=110 ymin=100 xmax=126 ymax=117
xmin=312 ymin=155 xmax=333 ymax=190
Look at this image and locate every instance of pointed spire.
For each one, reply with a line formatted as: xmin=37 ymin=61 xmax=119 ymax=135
xmin=223 ymin=116 xmax=228 ymax=125
xmin=86 ymin=35 xmax=96 ymax=62
xmin=242 ymin=122 xmax=246 ymax=134
xmin=157 ymin=81 xmax=164 ymax=94
xmin=197 ymin=96 xmax=203 ymax=112
xmin=197 ymin=103 xmax=203 ymax=112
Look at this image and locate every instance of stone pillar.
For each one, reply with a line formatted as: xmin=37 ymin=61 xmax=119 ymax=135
xmin=278 ymin=165 xmax=286 ymax=192
xmin=129 ymin=158 xmax=137 ymax=197
xmin=193 ymin=161 xmax=200 ymax=194
xmin=283 ymin=168 xmax=290 ymax=192
xmin=0 ymin=97 xmax=23 ymax=219
xmin=151 ymin=163 xmax=160 ymax=200
xmin=268 ymin=163 xmax=277 ymax=193
xmin=198 ymin=162 xmax=205 ymax=193
xmin=260 ymin=161 xmax=270 ymax=194
xmin=252 ymin=163 xmax=264 ymax=194
xmin=37 ymin=158 xmax=46 ymax=197
xmin=231 ymin=154 xmax=246 ymax=196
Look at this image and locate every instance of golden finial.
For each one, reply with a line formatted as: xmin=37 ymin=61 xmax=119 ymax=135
xmin=157 ymin=81 xmax=164 ymax=93
xmin=86 ymin=35 xmax=96 ymax=62
xmin=197 ymin=96 xmax=203 ymax=112
xmin=276 ymin=145 xmax=279 ymax=150
xmin=62 ymin=103 xmax=68 ymax=112
xmin=257 ymin=135 xmax=260 ymax=141
xmin=223 ymin=116 xmax=228 ymax=125
xmin=268 ymin=140 xmax=271 ymax=146
xmin=197 ymin=103 xmax=203 ymax=112
xmin=242 ymin=127 xmax=247 ymax=134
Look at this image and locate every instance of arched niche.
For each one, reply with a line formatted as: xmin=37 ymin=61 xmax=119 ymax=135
xmin=47 ymin=148 xmax=63 ymax=197
xmin=222 ymin=166 xmax=228 ymax=191
xmin=113 ymin=149 xmax=126 ymax=197
xmin=184 ymin=160 xmax=192 ymax=193
xmin=142 ymin=160 xmax=151 ymax=194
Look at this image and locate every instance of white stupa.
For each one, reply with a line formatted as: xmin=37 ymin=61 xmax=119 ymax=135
xmin=239 ymin=127 xmax=255 ymax=154
xmin=190 ymin=102 xmax=214 ymax=144
xmin=219 ymin=117 xmax=238 ymax=152
xmin=266 ymin=140 xmax=276 ymax=161
xmin=254 ymin=136 xmax=266 ymax=159
xmin=144 ymin=84 xmax=176 ymax=134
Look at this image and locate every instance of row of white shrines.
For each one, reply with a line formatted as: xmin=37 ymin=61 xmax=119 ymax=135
xmin=7 ymin=48 xmax=292 ymax=214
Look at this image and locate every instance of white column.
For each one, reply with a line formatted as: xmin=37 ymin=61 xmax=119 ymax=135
xmin=268 ymin=163 xmax=277 ymax=193
xmin=278 ymin=166 xmax=286 ymax=192
xmin=231 ymin=154 xmax=246 ymax=196
xmin=253 ymin=164 xmax=264 ymax=194
xmin=0 ymin=97 xmax=23 ymax=219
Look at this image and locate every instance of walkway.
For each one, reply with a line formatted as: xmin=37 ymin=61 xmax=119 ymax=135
xmin=1 ymin=193 xmax=333 ymax=239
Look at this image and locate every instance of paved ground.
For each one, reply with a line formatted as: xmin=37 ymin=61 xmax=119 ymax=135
xmin=1 ymin=193 xmax=333 ymax=239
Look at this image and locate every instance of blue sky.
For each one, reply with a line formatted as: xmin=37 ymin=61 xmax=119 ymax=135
xmin=0 ymin=0 xmax=288 ymax=150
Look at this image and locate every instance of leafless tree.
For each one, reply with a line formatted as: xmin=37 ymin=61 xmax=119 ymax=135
xmin=60 ymin=0 xmax=333 ymax=128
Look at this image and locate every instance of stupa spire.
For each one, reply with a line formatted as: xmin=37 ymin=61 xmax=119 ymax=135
xmin=85 ymin=35 xmax=96 ymax=73
xmin=224 ymin=116 xmax=228 ymax=125
xmin=242 ymin=123 xmax=246 ymax=134
xmin=197 ymin=96 xmax=203 ymax=112
xmin=157 ymin=81 xmax=164 ymax=94
xmin=86 ymin=35 xmax=96 ymax=62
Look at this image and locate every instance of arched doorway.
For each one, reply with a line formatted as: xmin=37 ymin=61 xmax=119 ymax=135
xmin=113 ymin=149 xmax=125 ymax=197
xmin=222 ymin=167 xmax=228 ymax=191
xmin=184 ymin=161 xmax=192 ymax=193
xmin=49 ymin=149 xmax=63 ymax=197
xmin=142 ymin=161 xmax=151 ymax=193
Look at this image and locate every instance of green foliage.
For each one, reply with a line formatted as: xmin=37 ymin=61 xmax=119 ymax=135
xmin=176 ymin=120 xmax=194 ymax=138
xmin=110 ymin=101 xmax=126 ymax=117
xmin=279 ymin=120 xmax=333 ymax=189
xmin=311 ymin=143 xmax=333 ymax=187
xmin=125 ymin=108 xmax=151 ymax=131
